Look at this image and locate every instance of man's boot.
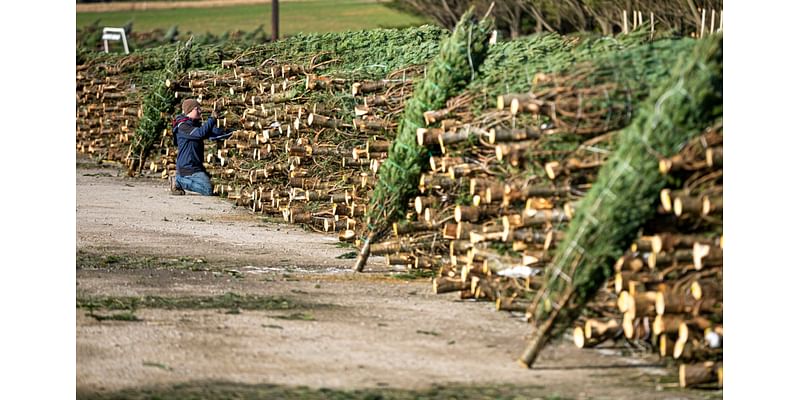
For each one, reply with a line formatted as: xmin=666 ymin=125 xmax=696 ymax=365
xmin=169 ymin=176 xmax=185 ymax=195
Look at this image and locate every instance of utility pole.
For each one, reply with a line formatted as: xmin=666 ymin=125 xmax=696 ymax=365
xmin=271 ymin=0 xmax=279 ymax=41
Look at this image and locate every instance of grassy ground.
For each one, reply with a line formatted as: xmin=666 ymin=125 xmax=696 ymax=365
xmin=76 ymin=0 xmax=428 ymax=36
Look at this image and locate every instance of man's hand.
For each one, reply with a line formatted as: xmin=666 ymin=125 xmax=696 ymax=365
xmin=211 ymin=110 xmax=219 ymax=119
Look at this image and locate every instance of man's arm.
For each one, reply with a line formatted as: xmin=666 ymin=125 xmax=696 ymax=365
xmin=196 ymin=117 xmax=219 ymax=139
xmin=207 ymin=111 xmax=232 ymax=141
xmin=176 ymin=118 xmax=217 ymax=141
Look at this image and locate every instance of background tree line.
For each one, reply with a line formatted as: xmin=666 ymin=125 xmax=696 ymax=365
xmin=388 ymin=0 xmax=723 ymax=38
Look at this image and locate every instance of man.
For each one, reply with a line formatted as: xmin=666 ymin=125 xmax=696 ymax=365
xmin=169 ymin=98 xmax=231 ymax=195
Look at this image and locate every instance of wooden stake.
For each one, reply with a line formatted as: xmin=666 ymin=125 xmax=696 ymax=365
xmin=518 ymin=289 xmax=575 ymax=367
xmin=710 ymin=9 xmax=716 ymax=34
xmin=623 ymin=10 xmax=628 ymax=34
xmin=352 ymin=231 xmax=375 ymax=272
xmin=650 ymin=12 xmax=654 ymax=39
xmin=700 ymin=9 xmax=706 ymax=38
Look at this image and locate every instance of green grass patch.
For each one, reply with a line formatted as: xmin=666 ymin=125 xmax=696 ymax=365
xmin=389 ymin=269 xmax=434 ymax=280
xmin=336 ymin=251 xmax=358 ymax=259
xmin=77 ymin=250 xmax=216 ymax=271
xmin=271 ymin=312 xmax=315 ymax=321
xmin=260 ymin=216 xmax=285 ymax=225
xmin=77 ymin=292 xmax=297 ymax=311
xmin=87 ymin=310 xmax=141 ymax=322
xmin=76 ymin=1 xmax=429 ymax=36
xmin=142 ymin=361 xmax=173 ymax=371
xmin=76 ymin=251 xmax=258 ymax=275
xmin=81 ymin=172 xmax=115 ymax=177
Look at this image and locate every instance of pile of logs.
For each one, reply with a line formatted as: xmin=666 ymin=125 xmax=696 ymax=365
xmin=75 ymin=65 xmax=141 ymax=163
xmin=155 ymin=59 xmax=421 ymax=236
xmin=75 ymin=48 xmax=422 ymax=237
xmin=377 ymin=76 xmax=617 ymax=307
xmin=371 ymin=71 xmax=722 ymax=389
xmin=571 ymin=122 xmax=723 ymax=389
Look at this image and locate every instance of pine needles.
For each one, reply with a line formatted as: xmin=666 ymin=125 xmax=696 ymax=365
xmin=368 ymin=10 xmax=493 ymax=227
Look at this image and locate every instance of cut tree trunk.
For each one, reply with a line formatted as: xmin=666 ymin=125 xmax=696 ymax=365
xmin=679 ymin=361 xmax=722 ymax=388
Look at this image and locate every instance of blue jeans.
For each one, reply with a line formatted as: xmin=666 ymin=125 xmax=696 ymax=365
xmin=176 ymin=172 xmax=213 ymax=196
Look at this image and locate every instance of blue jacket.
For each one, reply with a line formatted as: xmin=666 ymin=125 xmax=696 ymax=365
xmin=172 ymin=114 xmax=231 ymax=176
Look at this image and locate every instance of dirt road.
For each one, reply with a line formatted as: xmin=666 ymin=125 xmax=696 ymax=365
xmin=75 ymin=157 xmax=718 ymax=399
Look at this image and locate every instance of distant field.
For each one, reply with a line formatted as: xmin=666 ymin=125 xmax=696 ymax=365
xmin=76 ymin=0 xmax=429 ymax=36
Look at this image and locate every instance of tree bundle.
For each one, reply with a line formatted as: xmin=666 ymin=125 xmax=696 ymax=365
xmin=353 ymin=8 xmax=494 ymax=271
xmin=125 ymin=40 xmax=195 ymax=176
xmin=569 ymin=122 xmax=722 ymax=388
xmin=519 ymin=35 xmax=721 ymax=370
